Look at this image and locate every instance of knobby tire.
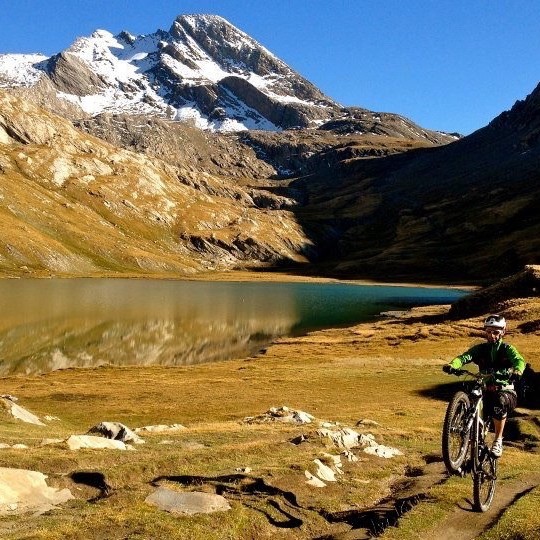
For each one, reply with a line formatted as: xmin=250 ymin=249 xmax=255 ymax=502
xmin=442 ymin=391 xmax=471 ymax=474
xmin=473 ymin=452 xmax=497 ymax=512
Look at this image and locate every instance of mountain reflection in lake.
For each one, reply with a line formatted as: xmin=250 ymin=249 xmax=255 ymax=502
xmin=0 ymin=279 xmax=466 ymax=375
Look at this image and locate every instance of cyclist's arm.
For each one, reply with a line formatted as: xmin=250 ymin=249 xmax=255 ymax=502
xmin=506 ymin=344 xmax=526 ymax=374
xmin=491 ymin=344 xmax=526 ymax=385
xmin=448 ymin=344 xmax=482 ymax=369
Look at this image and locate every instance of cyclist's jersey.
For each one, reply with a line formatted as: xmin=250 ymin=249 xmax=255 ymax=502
xmin=449 ymin=340 xmax=525 ymax=387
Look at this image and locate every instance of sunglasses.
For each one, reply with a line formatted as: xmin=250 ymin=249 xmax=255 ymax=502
xmin=484 ymin=329 xmax=503 ymax=335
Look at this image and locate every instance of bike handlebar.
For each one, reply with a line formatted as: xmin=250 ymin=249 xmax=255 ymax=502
xmin=451 ymin=368 xmax=484 ymax=378
xmin=445 ymin=367 xmax=518 ymax=381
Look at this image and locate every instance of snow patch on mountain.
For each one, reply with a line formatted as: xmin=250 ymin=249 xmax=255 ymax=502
xmin=0 ymin=14 xmax=338 ymax=132
xmin=0 ymin=54 xmax=47 ymax=86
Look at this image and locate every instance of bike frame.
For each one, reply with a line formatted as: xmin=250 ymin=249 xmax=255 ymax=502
xmin=467 ymin=383 xmax=487 ymax=476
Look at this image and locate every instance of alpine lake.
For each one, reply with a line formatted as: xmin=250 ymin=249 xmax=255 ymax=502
xmin=0 ymin=278 xmax=467 ymax=375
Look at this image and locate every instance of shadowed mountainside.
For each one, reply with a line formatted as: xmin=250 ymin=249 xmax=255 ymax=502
xmin=291 ymin=82 xmax=540 ymax=282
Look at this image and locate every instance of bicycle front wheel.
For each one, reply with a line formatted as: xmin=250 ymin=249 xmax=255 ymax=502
xmin=473 ymin=452 xmax=497 ymax=512
xmin=442 ymin=391 xmax=471 ymax=474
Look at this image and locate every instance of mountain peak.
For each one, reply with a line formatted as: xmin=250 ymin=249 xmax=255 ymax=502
xmin=0 ymin=13 xmax=339 ymax=132
xmin=171 ymin=13 xmax=260 ymax=45
xmin=174 ymin=13 xmax=231 ymax=26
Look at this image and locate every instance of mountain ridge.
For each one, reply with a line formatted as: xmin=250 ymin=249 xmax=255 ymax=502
xmin=291 ymin=82 xmax=540 ymax=281
xmin=0 ymin=14 xmax=338 ymax=131
xmin=0 ymin=13 xmax=456 ymax=143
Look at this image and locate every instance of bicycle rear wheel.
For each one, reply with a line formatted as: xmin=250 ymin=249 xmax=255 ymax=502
xmin=473 ymin=451 xmax=497 ymax=512
xmin=442 ymin=391 xmax=471 ymax=474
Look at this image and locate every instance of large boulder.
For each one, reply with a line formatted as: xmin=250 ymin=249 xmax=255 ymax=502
xmin=87 ymin=422 xmax=144 ymax=444
xmin=66 ymin=435 xmax=130 ymax=450
xmin=0 ymin=468 xmax=73 ymax=515
xmin=0 ymin=395 xmax=45 ymax=426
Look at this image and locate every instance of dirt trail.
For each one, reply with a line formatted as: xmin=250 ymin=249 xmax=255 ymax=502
xmin=422 ymin=473 xmax=540 ymax=540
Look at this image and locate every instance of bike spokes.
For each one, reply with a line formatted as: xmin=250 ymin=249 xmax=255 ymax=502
xmin=449 ymin=405 xmax=468 ymax=457
xmin=473 ymin=452 xmax=497 ymax=512
xmin=442 ymin=392 xmax=471 ymax=474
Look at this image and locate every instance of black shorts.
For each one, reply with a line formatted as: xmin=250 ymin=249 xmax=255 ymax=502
xmin=484 ymin=390 xmax=517 ymax=420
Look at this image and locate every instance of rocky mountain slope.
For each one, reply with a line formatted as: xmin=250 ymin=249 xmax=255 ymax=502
xmin=74 ymin=111 xmax=453 ymax=182
xmin=0 ymin=90 xmax=312 ymax=276
xmin=0 ymin=15 xmax=337 ymax=131
xmin=0 ymin=12 xmax=459 ymax=280
xmin=0 ymin=14 xmax=537 ymax=283
xmin=0 ymin=14 xmax=456 ymax=145
xmin=0 ymin=80 xmax=538 ymax=282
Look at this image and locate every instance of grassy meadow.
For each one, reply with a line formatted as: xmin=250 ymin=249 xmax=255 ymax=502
xmin=1 ymin=301 xmax=539 ymax=539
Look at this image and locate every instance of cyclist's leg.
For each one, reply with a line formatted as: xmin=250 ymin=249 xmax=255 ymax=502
xmin=490 ymin=391 xmax=517 ymax=456
xmin=493 ymin=417 xmax=505 ymax=439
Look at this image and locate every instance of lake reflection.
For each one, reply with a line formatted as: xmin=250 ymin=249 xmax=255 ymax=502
xmin=0 ymin=279 xmax=466 ymax=375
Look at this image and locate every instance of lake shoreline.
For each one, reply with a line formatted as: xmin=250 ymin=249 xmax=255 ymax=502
xmin=0 ymin=268 xmax=478 ymax=290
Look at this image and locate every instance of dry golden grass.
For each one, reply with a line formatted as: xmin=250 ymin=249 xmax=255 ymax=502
xmin=1 ymin=301 xmax=539 ymax=539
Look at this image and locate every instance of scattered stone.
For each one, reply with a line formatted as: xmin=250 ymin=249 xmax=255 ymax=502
xmin=356 ymin=418 xmax=381 ymax=428
xmin=145 ymin=487 xmax=231 ymax=515
xmin=316 ymin=427 xmax=362 ymax=449
xmin=305 ymin=471 xmax=326 ymax=488
xmin=235 ymin=467 xmax=252 ymax=474
xmin=244 ymin=406 xmax=314 ymax=424
xmin=321 ymin=452 xmax=342 ymax=467
xmin=0 ymin=467 xmax=73 ymax=515
xmin=319 ymin=421 xmax=340 ymax=428
xmin=44 ymin=415 xmax=61 ymax=422
xmin=315 ymin=427 xmax=402 ymax=458
xmin=342 ymin=450 xmax=359 ymax=462
xmin=134 ymin=424 xmax=187 ymax=433
xmin=312 ymin=459 xmax=337 ymax=482
xmin=363 ymin=444 xmax=403 ymax=459
xmin=0 ymin=442 xmax=32 ymax=450
xmin=87 ymin=422 xmax=145 ymax=444
xmin=0 ymin=395 xmax=45 ymax=426
xmin=290 ymin=434 xmax=308 ymax=445
xmin=66 ymin=435 xmax=129 ymax=450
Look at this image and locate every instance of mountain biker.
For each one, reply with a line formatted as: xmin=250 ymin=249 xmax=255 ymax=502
xmin=442 ymin=314 xmax=526 ymax=457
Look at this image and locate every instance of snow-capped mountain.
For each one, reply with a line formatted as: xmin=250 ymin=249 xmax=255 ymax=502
xmin=0 ymin=14 xmax=339 ymax=132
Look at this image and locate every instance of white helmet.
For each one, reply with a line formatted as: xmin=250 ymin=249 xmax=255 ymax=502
xmin=483 ymin=314 xmax=506 ymax=331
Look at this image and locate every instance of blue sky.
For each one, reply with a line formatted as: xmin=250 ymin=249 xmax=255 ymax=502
xmin=1 ymin=0 xmax=539 ymax=135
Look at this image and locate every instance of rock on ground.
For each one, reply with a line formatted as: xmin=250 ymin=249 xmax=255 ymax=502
xmin=87 ymin=421 xmax=145 ymax=444
xmin=66 ymin=435 xmax=130 ymax=450
xmin=145 ymin=487 xmax=231 ymax=515
xmin=0 ymin=395 xmax=45 ymax=426
xmin=0 ymin=467 xmax=73 ymax=515
xmin=243 ymin=406 xmax=314 ymax=424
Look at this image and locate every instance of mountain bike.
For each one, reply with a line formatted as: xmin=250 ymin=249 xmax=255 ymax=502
xmin=441 ymin=369 xmax=498 ymax=512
